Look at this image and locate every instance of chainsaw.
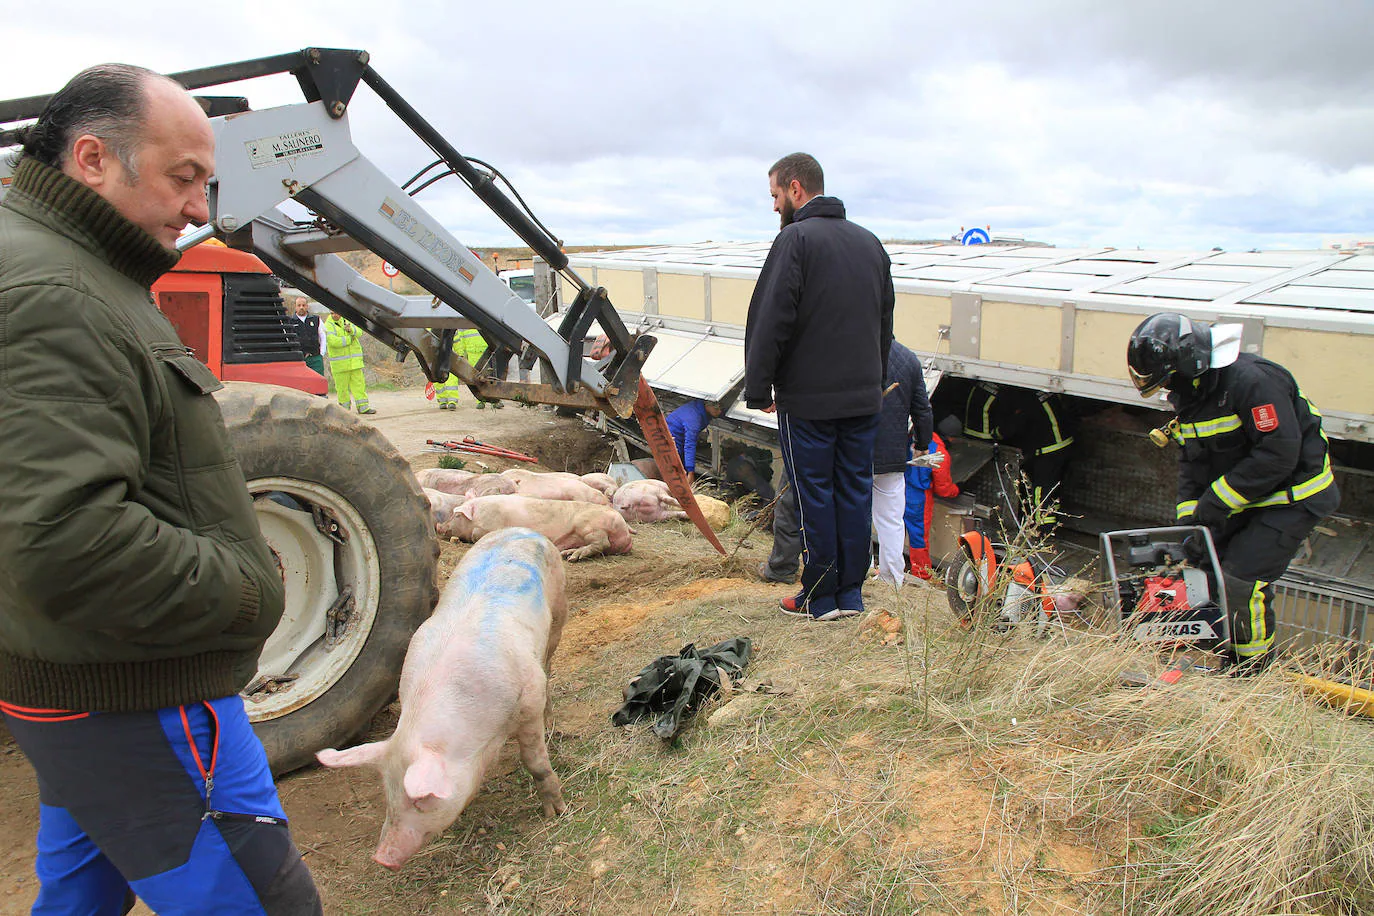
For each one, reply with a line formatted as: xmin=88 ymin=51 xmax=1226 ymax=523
xmin=943 ymin=449 xmax=1077 ymax=636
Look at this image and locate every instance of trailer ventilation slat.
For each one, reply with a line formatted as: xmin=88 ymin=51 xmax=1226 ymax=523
xmin=223 ymin=273 xmax=304 ymax=365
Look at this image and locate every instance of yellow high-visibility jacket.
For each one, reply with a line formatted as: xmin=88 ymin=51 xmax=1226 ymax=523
xmin=324 ymin=316 xmax=364 ymax=372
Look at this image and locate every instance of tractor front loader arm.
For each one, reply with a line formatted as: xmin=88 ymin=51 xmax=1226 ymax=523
xmin=6 ymin=48 xmax=722 ymax=551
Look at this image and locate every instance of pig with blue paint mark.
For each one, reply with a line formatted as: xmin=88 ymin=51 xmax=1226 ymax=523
xmin=315 ymin=527 xmax=568 ymax=870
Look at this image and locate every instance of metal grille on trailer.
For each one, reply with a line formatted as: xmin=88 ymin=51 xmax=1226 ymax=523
xmin=1274 ymin=572 xmax=1374 ymax=653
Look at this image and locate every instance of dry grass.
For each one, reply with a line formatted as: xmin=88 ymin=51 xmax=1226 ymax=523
xmin=307 ymin=512 xmax=1374 ymax=915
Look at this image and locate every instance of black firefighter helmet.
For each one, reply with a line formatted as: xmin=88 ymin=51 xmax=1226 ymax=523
xmin=1126 ymin=312 xmax=1213 ymax=397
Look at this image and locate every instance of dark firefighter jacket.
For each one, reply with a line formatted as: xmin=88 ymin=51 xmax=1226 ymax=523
xmin=0 ymin=158 xmax=286 ymax=712
xmin=964 ymin=382 xmax=998 ymax=440
xmin=996 ymin=389 xmax=1075 ymax=458
xmin=1170 ymin=353 xmax=1339 ymax=528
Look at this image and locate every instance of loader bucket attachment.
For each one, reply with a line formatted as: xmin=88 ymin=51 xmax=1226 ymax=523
xmin=632 ymin=377 xmax=726 ymax=555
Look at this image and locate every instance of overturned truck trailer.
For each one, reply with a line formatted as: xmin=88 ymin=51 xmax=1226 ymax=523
xmin=542 ymin=242 xmax=1374 ymax=651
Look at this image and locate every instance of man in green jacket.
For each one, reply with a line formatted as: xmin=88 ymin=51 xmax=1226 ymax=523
xmin=0 ymin=64 xmax=320 ymax=913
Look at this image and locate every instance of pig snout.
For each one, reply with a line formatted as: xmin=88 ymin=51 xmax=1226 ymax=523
xmin=372 ymin=826 xmax=426 ymax=871
xmin=440 ymin=509 xmax=476 ymax=541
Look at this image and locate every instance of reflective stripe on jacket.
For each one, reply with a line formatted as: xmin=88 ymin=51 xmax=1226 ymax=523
xmin=456 ymin=328 xmax=488 ymax=366
xmin=964 ymin=383 xmax=997 ymax=440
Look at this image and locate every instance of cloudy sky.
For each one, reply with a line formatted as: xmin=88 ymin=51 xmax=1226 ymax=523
xmin=6 ymin=1 xmax=1371 ymax=251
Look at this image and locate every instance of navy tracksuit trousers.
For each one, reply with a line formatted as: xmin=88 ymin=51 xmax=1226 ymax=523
xmin=777 ymin=411 xmax=880 ymax=616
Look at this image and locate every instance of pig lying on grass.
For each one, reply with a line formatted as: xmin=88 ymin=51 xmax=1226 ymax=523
xmin=613 ymin=478 xmax=689 ymax=524
xmin=440 ymin=494 xmax=632 ymax=561
xmin=316 ymin=528 xmax=568 ymax=870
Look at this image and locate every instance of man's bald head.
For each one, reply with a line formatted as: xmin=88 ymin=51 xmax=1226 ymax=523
xmin=22 ymin=64 xmax=176 ymax=178
xmin=23 ymin=64 xmax=216 ymax=250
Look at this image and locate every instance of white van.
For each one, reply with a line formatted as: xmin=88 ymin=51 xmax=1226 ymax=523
xmin=499 ymin=268 xmax=535 ymax=303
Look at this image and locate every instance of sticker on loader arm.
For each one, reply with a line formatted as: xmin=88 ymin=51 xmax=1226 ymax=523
xmin=246 ymin=130 xmax=326 ymax=169
xmin=377 ymin=197 xmax=478 ymax=283
xmin=1132 ymin=619 xmax=1218 ymax=642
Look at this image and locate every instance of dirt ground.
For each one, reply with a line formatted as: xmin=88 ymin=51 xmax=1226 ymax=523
xmin=0 ymin=386 xmax=767 ymax=913
xmin=0 ymin=385 xmax=1125 ymax=915
xmin=4 ymin=385 xmax=1369 ymax=914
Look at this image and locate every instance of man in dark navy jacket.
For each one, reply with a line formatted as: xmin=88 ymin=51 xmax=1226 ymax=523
xmin=744 ymin=153 xmax=895 ymax=620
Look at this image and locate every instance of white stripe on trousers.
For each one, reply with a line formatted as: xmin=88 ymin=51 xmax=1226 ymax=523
xmin=777 ymin=412 xmax=810 ymax=568
xmin=870 ymin=471 xmax=907 ymax=587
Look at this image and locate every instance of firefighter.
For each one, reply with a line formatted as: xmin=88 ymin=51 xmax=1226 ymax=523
xmin=963 ymin=381 xmax=998 ymax=441
xmin=994 ymin=387 xmax=1076 ymax=530
xmin=457 ymin=327 xmax=503 ymax=409
xmin=324 ymin=312 xmax=376 ymax=415
xmin=963 ymin=380 xmax=1075 ymax=530
xmin=1127 ymin=312 xmax=1339 ymax=669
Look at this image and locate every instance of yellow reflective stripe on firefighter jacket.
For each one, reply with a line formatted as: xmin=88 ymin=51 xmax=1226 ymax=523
xmin=1170 ymin=354 xmax=1338 ymax=525
xmin=1032 ymin=397 xmax=1074 ymax=456
xmin=1177 ymin=414 xmax=1243 ymax=440
xmin=324 ymin=316 xmax=364 ymax=372
xmin=963 ymin=383 xmax=997 ymax=440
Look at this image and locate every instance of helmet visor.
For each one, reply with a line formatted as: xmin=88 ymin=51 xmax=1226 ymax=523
xmin=1129 ymin=364 xmax=1167 ymax=397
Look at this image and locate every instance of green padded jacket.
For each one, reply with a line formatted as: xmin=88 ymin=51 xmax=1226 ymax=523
xmin=0 ymin=157 xmax=285 ymax=712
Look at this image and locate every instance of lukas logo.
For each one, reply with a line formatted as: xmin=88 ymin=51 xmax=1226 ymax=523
xmin=1252 ymin=404 xmax=1279 ymax=432
xmin=1133 ymin=619 xmax=1217 ymax=642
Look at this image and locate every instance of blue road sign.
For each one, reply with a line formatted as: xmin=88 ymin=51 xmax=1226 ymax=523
xmin=962 ymin=227 xmax=991 ymax=246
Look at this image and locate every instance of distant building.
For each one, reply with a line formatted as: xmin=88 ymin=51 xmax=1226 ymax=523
xmin=1322 ymin=238 xmax=1374 ymax=251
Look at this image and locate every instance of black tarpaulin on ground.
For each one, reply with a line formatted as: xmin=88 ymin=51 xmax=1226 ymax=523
xmin=611 ymin=637 xmax=752 ymax=739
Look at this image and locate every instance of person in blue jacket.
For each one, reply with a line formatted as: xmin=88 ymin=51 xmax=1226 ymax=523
xmin=665 ymin=399 xmax=723 ymax=483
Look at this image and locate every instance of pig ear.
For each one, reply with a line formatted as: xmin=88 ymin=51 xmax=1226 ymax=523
xmin=458 ymin=499 xmax=479 ymax=519
xmin=317 ymin=740 xmax=387 ymax=769
xmin=403 ymin=752 xmax=452 ymax=808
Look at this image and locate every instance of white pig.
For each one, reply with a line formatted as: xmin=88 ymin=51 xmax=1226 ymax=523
xmin=423 ymin=487 xmax=468 ymax=528
xmin=316 ymin=528 xmax=568 ymax=870
xmin=415 ymin=467 xmax=480 ymax=495
xmin=463 ymin=474 xmax=518 ymax=498
xmin=613 ymin=479 xmax=689 ymax=524
xmin=579 ymin=472 xmax=620 ymax=499
xmin=501 ymin=468 xmax=610 ymax=505
xmin=441 ymin=494 xmax=632 ymax=561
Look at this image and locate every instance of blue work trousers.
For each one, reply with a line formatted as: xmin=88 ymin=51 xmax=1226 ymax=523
xmin=3 ymin=695 xmax=320 ymax=915
xmin=777 ymin=411 xmax=880 ymax=616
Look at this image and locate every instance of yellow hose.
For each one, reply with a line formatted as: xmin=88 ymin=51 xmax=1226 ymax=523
xmin=1294 ymin=674 xmax=1374 ymax=719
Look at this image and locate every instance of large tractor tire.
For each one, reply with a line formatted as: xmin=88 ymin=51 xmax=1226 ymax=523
xmin=216 ymin=383 xmax=438 ymax=774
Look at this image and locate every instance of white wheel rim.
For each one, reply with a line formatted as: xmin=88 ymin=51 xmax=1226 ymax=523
xmin=242 ymin=476 xmax=381 ymax=721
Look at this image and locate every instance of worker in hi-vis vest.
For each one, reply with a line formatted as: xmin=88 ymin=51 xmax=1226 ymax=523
xmin=456 ymin=327 xmax=502 ymax=409
xmin=434 ymin=372 xmax=462 ymax=410
xmin=324 ymin=313 xmax=376 ymax=415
